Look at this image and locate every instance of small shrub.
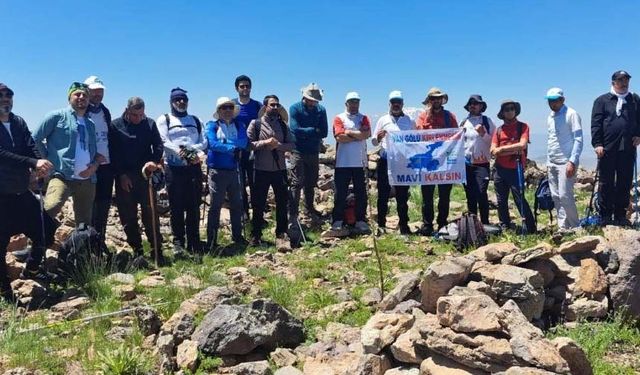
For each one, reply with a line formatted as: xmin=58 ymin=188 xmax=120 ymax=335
xmin=95 ymin=343 xmax=152 ymax=375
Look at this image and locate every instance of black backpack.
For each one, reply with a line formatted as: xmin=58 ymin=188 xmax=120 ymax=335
xmin=57 ymin=224 xmax=110 ymax=277
xmin=164 ymin=114 xmax=202 ymax=134
xmin=534 ymin=177 xmax=554 ymax=225
xmin=456 ymin=213 xmax=487 ymax=250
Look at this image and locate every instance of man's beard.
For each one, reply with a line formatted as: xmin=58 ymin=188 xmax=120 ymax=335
xmin=0 ymin=105 xmax=12 ymax=115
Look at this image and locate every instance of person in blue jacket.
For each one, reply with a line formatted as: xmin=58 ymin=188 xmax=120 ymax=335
xmin=205 ymin=97 xmax=248 ymax=252
xmin=288 ymin=83 xmax=328 ymax=245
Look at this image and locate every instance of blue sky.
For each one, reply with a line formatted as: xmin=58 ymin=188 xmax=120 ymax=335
xmin=3 ymin=1 xmax=639 ymax=167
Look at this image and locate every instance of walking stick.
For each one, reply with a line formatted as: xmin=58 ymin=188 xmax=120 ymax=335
xmin=236 ymin=159 xmax=249 ymax=240
xmin=515 ymin=155 xmax=528 ymax=236
xmin=634 ymin=156 xmax=639 ymax=228
xmin=362 ymin=142 xmax=385 ymax=299
xmin=144 ymin=167 xmax=160 ymax=268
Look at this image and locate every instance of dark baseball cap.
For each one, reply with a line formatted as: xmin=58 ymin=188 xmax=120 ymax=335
xmin=612 ymin=70 xmax=632 ymax=81
xmin=0 ymin=83 xmax=14 ymax=95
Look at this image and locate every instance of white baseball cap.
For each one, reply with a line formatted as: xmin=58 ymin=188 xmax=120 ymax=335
xmin=345 ymin=91 xmax=360 ymax=102
xmin=388 ymin=90 xmax=403 ymax=101
xmin=545 ymin=87 xmax=564 ymax=100
xmin=84 ymin=76 xmax=106 ymax=90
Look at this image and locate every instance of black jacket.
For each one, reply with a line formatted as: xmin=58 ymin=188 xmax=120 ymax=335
xmin=0 ymin=113 xmax=41 ymax=194
xmin=109 ymin=116 xmax=163 ymax=177
xmin=591 ymin=92 xmax=640 ymax=152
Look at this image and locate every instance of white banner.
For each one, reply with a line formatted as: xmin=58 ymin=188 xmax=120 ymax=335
xmin=386 ymin=129 xmax=466 ymax=185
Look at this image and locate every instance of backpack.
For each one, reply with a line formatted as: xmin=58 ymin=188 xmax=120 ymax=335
xmin=164 ymin=114 xmax=202 ymax=134
xmin=456 ymin=213 xmax=487 ymax=250
xmin=534 ymin=178 xmax=554 ymax=225
xmin=462 ymin=115 xmax=490 ymax=134
xmin=57 ymin=224 xmax=110 ymax=278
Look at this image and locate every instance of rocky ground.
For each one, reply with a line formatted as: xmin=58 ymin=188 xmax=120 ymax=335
xmin=1 ymin=148 xmax=639 ymax=374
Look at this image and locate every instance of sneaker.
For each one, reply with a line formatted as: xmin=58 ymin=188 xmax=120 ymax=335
xmin=331 ymin=220 xmax=344 ymax=231
xmin=416 ymin=223 xmax=434 ymax=236
xmin=354 ymin=221 xmax=371 ymax=234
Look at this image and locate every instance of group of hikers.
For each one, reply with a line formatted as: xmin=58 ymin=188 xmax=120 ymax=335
xmin=1 ymin=70 xmax=639 ymax=302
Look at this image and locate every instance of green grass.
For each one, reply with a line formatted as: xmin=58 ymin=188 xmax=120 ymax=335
xmin=548 ymin=313 xmax=640 ymax=374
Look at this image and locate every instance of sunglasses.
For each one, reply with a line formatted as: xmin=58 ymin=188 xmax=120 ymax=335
xmin=268 ymin=103 xmax=281 ymax=108
xmin=172 ymin=98 xmax=188 ymax=103
xmin=468 ymin=102 xmax=480 ymax=106
xmin=219 ymin=105 xmax=235 ymax=110
xmin=0 ymin=93 xmax=13 ymax=99
xmin=503 ymin=106 xmax=516 ymax=112
xmin=390 ymin=100 xmax=403 ymax=105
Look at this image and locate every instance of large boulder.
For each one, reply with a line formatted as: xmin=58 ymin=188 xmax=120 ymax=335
xmin=436 ymin=295 xmax=502 ymax=333
xmin=389 ymin=310 xmax=434 ymax=364
xmin=420 ymin=256 xmax=475 ymax=313
xmin=471 ymin=263 xmax=545 ymax=321
xmin=603 ymin=227 xmax=640 ymax=318
xmin=551 ymin=337 xmax=593 ymax=375
xmin=574 ymin=258 xmax=607 ymax=298
xmin=193 ymin=299 xmax=304 ymax=356
xmin=361 ymin=313 xmax=414 ymax=354
xmin=379 ymin=270 xmax=421 ymax=311
xmin=509 ymin=336 xmax=570 ymax=374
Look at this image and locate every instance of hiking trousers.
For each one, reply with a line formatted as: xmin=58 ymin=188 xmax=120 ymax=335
xmin=252 ymin=169 xmax=288 ymax=238
xmin=332 ymin=167 xmax=367 ymax=224
xmin=547 ymin=163 xmax=578 ymax=228
xmin=494 ymin=166 xmax=536 ymax=233
xmin=288 ymin=151 xmax=319 ymax=220
xmin=114 ymin=173 xmax=161 ymax=255
xmin=207 ymin=168 xmax=243 ymax=244
xmin=168 ymin=164 xmax=203 ymax=251
xmin=420 ymin=184 xmax=453 ymax=229
xmin=598 ymin=150 xmax=634 ymax=221
xmin=44 ymin=176 xmax=96 ymax=227
xmin=463 ymin=163 xmax=490 ymax=224
xmin=92 ymin=163 xmax=115 ymax=239
xmin=376 ymin=158 xmax=410 ymax=228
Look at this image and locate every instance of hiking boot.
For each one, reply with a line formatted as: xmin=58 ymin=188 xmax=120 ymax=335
xmin=275 ymin=234 xmax=292 ymax=253
xmin=20 ymin=266 xmax=57 ymax=285
xmin=322 ymin=221 xmax=350 ymax=238
xmin=615 ymin=217 xmax=632 ymax=227
xmin=399 ymin=224 xmax=413 ymax=235
xmin=354 ymin=221 xmax=372 ymax=234
xmin=172 ymin=243 xmax=190 ymax=260
xmin=416 ymin=223 xmax=434 ymax=236
xmin=248 ymin=236 xmax=262 ymax=247
xmin=130 ymin=254 xmax=150 ymax=270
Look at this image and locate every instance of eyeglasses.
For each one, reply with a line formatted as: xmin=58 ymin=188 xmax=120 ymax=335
xmin=0 ymin=93 xmax=13 ymax=99
xmin=503 ymin=106 xmax=516 ymax=112
xmin=268 ymin=103 xmax=281 ymax=108
xmin=219 ymin=105 xmax=235 ymax=110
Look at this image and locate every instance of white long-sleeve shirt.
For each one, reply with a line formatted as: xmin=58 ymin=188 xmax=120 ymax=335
xmin=156 ymin=113 xmax=206 ymax=167
xmin=547 ymin=105 xmax=583 ymax=166
xmin=461 ymin=115 xmax=496 ymax=165
xmin=372 ymin=113 xmax=415 ymax=155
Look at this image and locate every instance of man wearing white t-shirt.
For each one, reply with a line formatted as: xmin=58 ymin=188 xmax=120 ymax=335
xmin=84 ymin=76 xmax=113 ymax=239
xmin=330 ymin=92 xmax=371 ymax=235
xmin=33 ymin=82 xmax=101 ymax=226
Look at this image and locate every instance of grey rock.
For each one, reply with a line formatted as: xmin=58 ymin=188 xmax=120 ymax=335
xmin=106 ymin=272 xmax=135 ymax=284
xmin=556 ymin=236 xmax=602 ymax=255
xmin=134 ymin=306 xmax=161 ymax=336
xmin=419 ymin=354 xmax=488 ymax=374
xmin=565 ymin=296 xmax=608 ymax=321
xmin=362 ymin=287 xmax=383 ymax=306
xmin=481 ymin=242 xmax=520 ymax=262
xmin=220 ymin=360 xmax=271 ymax=375
xmin=105 ymin=326 xmax=134 ymax=342
xmin=361 ymin=312 xmax=414 ymax=354
xmin=437 ymin=295 xmax=502 ymax=333
xmin=420 ymin=256 xmax=475 ymax=313
xmin=603 ymin=226 xmax=640 ymax=318
xmin=9 ymin=279 xmax=48 ymax=309
xmin=379 ymin=270 xmax=421 ymax=311
xmin=355 ymin=353 xmax=392 ymax=375
xmin=389 ymin=299 xmax=422 ymax=314
xmin=551 ymin=337 xmax=593 ymax=375
xmin=501 ymin=243 xmax=554 ymax=266
xmin=193 ymin=299 xmax=304 ymax=356
xmin=383 ymin=367 xmax=419 ymax=375
xmin=274 ymin=366 xmax=302 ymax=375
xmin=156 ymin=332 xmax=176 ymax=357
xmin=509 ymin=335 xmax=570 ymax=373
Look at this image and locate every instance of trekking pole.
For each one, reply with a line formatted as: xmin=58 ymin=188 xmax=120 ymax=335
xmin=634 ymin=155 xmax=639 ymax=228
xmin=362 ymin=141 xmax=384 ymax=299
xmin=516 ymin=155 xmax=527 ymax=236
xmin=236 ymin=157 xmax=249 ymax=240
xmin=144 ymin=167 xmax=160 ymax=268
